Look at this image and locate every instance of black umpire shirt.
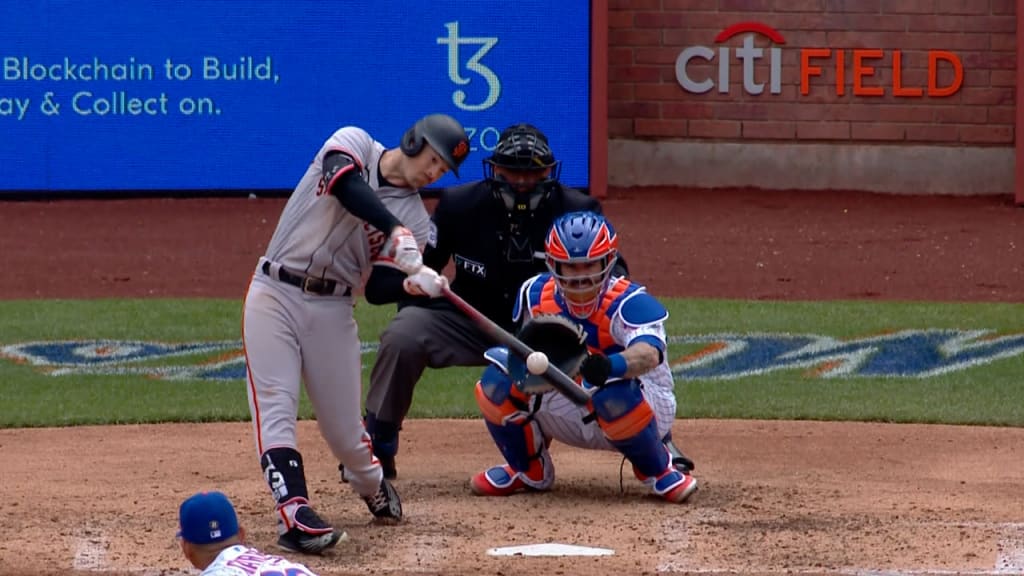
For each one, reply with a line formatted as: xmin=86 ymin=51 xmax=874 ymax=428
xmin=414 ymin=180 xmax=626 ymax=332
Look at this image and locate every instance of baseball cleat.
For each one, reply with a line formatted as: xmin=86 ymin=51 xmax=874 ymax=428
xmin=277 ymin=528 xmax=345 ymax=555
xmin=363 ymin=478 xmax=403 ymax=524
xmin=664 ymin=437 xmax=696 ymax=473
xmin=470 ymin=465 xmax=534 ymax=497
xmin=276 ymin=505 xmax=345 ymax=555
xmin=653 ymin=469 xmax=698 ymax=504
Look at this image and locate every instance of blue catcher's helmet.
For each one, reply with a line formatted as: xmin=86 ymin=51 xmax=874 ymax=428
xmin=544 ymin=211 xmax=620 ymax=319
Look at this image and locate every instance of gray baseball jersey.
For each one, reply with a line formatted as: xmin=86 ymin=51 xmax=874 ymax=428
xmin=243 ymin=125 xmax=429 ymax=505
xmin=263 ymin=126 xmax=431 ymax=287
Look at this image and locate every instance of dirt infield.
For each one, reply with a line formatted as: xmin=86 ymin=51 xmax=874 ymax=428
xmin=1 ymin=187 xmax=1022 ymax=576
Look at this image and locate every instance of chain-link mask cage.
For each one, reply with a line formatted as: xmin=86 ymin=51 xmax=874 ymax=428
xmin=544 ymin=211 xmax=620 ymax=319
xmin=485 ymin=123 xmax=562 ymax=206
xmin=494 ymin=182 xmax=563 ymax=265
xmin=486 ymin=124 xmax=563 ymax=264
xmin=484 ymin=123 xmax=560 ymax=176
xmin=508 ymin=314 xmax=588 ymax=395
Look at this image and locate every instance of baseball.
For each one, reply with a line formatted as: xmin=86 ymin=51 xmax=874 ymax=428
xmin=526 ymin=351 xmax=549 ymax=375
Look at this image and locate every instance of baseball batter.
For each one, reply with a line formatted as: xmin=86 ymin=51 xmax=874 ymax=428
xmin=177 ymin=490 xmax=323 ymax=575
xmin=470 ymin=211 xmax=699 ymax=503
xmin=242 ymin=114 xmax=468 ymax=554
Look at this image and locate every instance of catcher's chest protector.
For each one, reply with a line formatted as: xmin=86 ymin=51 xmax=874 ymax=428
xmin=531 ymin=276 xmax=633 ymax=351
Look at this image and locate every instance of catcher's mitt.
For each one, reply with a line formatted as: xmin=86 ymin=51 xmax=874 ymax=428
xmin=511 ymin=314 xmax=588 ymax=395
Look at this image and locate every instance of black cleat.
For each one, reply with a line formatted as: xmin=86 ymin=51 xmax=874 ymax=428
xmin=362 ymin=478 xmax=403 ymax=524
xmin=664 ymin=437 xmax=695 ymax=473
xmin=275 ymin=505 xmax=345 ymax=555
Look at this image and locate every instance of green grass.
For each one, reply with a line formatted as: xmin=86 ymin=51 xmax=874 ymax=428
xmin=1 ymin=298 xmax=1021 ymax=428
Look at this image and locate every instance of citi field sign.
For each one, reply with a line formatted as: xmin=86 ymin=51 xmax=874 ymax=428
xmin=676 ymin=22 xmax=964 ymax=97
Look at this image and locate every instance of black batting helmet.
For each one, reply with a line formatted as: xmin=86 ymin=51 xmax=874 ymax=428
xmin=400 ymin=113 xmax=471 ymax=176
xmin=485 ymin=123 xmax=559 ymax=173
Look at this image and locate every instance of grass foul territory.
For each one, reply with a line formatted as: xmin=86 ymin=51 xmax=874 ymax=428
xmin=0 ymin=298 xmax=1021 ymax=428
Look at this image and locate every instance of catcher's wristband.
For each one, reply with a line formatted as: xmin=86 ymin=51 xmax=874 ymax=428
xmin=608 ymin=353 xmax=627 ymax=378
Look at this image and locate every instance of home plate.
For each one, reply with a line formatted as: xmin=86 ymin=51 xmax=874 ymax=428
xmin=487 ymin=543 xmax=615 ymax=557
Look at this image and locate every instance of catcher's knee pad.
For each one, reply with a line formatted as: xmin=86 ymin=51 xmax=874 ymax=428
xmin=474 ymin=368 xmax=548 ymax=480
xmin=593 ymin=382 xmax=670 ymax=479
xmin=591 ymin=380 xmax=653 ymax=441
xmin=475 ymin=365 xmax=533 ymax=426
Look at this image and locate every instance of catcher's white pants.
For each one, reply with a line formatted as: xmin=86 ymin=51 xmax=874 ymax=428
xmin=534 ymin=378 xmax=678 ymax=451
xmin=242 ymin=273 xmax=381 ymax=497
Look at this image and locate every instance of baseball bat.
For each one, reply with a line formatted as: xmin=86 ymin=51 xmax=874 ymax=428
xmin=440 ymin=285 xmax=591 ymax=406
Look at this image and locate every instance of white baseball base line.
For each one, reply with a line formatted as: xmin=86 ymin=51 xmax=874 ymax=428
xmin=487 ymin=543 xmax=615 ymax=557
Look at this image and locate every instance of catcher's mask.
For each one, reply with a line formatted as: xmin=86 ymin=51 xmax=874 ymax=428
xmin=485 ymin=123 xmax=562 ymax=210
xmin=485 ymin=123 xmax=560 ymax=175
xmin=544 ymin=211 xmax=619 ymax=319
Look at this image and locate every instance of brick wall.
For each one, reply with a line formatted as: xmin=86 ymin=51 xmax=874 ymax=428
xmin=608 ymin=0 xmax=1017 ymax=146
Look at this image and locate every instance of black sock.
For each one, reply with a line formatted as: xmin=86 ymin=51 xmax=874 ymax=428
xmin=365 ymin=412 xmax=400 ymax=456
xmin=261 ymin=447 xmax=309 ymax=505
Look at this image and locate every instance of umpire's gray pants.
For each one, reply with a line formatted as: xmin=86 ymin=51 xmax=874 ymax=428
xmin=366 ymin=305 xmax=494 ymax=425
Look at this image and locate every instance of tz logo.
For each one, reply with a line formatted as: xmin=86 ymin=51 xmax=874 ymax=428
xmin=437 ymin=21 xmax=500 ymax=111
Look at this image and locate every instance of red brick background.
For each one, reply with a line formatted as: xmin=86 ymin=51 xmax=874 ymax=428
xmin=607 ymin=0 xmax=1016 ymax=145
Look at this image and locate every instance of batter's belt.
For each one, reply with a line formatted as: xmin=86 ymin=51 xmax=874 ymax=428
xmin=259 ymin=260 xmax=353 ymax=297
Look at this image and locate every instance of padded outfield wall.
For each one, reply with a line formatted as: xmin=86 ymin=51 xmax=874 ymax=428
xmin=602 ymin=0 xmax=1021 ymax=201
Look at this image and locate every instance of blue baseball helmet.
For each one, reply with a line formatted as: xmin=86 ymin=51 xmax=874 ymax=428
xmin=544 ymin=211 xmax=620 ymax=318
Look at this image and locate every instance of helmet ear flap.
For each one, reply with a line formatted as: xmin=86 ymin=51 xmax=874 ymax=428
xmin=400 ymin=122 xmax=425 ymax=157
xmin=399 ymin=114 xmax=469 ymax=176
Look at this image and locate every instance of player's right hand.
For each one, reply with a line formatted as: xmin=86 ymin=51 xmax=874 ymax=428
xmin=386 ymin=226 xmax=423 ymax=275
xmin=403 ymin=266 xmax=448 ymax=298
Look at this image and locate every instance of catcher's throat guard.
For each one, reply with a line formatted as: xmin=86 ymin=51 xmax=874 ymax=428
xmin=485 ymin=315 xmax=588 ymax=395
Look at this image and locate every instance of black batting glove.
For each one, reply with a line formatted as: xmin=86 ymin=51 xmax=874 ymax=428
xmin=579 ymin=353 xmax=612 ymax=388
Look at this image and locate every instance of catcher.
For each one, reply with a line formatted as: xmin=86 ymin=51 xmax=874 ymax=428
xmin=470 ymin=211 xmax=698 ymax=503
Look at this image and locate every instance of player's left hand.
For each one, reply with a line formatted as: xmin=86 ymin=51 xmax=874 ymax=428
xmin=403 ymin=266 xmax=448 ymax=298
